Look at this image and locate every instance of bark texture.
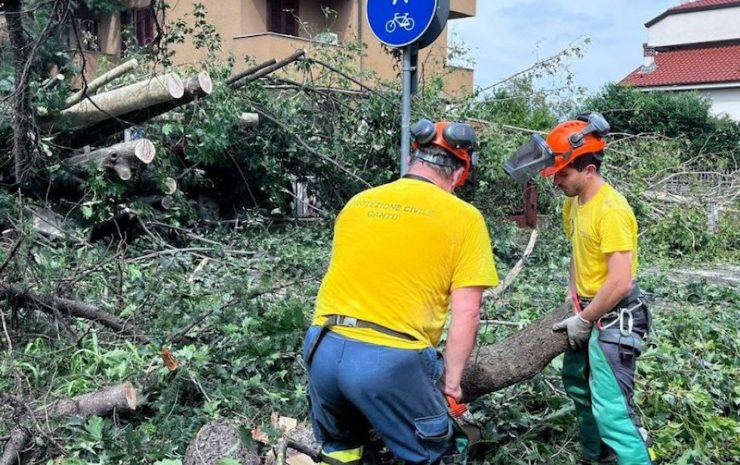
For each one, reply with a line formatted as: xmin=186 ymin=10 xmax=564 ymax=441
xmin=63 ymin=72 xmax=212 ymax=147
xmin=64 ymin=58 xmax=139 ymax=108
xmin=461 ymin=304 xmax=571 ymax=401
xmin=44 ymin=72 xmax=185 ymax=132
xmin=4 ymin=0 xmax=33 ymax=186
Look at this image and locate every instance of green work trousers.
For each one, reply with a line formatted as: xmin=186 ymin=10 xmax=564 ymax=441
xmin=562 ymin=328 xmax=653 ymax=465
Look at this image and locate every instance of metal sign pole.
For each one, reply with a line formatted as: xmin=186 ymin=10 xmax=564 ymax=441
xmin=400 ymin=45 xmax=412 ymax=176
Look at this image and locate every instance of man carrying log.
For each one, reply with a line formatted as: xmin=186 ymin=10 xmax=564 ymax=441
xmin=303 ymin=119 xmax=498 ymax=465
xmin=504 ymin=112 xmax=656 ymax=465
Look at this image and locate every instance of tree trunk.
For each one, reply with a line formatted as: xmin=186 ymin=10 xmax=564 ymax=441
xmin=4 ymin=0 xmax=33 ymax=186
xmin=64 ymin=58 xmax=139 ymax=108
xmin=461 ymin=304 xmax=571 ymax=401
xmin=0 ymin=383 xmax=138 ymax=465
xmin=63 ymin=139 xmax=156 ymax=181
xmin=44 ymin=72 xmax=185 ymax=132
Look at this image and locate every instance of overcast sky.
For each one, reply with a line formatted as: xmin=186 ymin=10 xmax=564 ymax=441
xmin=448 ymin=0 xmax=679 ymax=94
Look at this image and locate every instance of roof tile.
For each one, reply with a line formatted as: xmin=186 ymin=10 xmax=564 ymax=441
xmin=620 ymin=43 xmax=740 ymax=87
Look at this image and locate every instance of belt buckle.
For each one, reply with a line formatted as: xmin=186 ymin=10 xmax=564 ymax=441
xmin=338 ymin=316 xmax=358 ymax=328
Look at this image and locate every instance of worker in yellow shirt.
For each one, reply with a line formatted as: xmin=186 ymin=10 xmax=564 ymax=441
xmin=504 ymin=112 xmax=656 ymax=465
xmin=303 ymin=119 xmax=499 ymax=465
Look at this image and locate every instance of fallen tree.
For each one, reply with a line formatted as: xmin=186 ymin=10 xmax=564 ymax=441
xmin=0 ymin=383 xmax=138 ymax=465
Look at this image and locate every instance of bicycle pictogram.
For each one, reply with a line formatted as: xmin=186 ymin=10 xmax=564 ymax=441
xmin=385 ymin=12 xmax=415 ymax=33
xmin=391 ymin=0 xmax=409 ymax=5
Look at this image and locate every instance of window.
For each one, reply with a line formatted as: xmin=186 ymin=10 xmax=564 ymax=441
xmin=121 ymin=7 xmax=155 ymax=47
xmin=78 ymin=18 xmax=100 ymax=51
xmin=267 ymin=0 xmax=299 ymax=36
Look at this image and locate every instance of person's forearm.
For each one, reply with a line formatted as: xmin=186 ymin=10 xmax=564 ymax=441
xmin=444 ymin=311 xmax=480 ymax=390
xmin=580 ymin=275 xmax=631 ymax=322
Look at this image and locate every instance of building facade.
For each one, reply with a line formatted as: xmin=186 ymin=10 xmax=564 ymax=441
xmin=1 ymin=1 xmax=476 ymax=99
xmin=620 ymin=0 xmax=740 ymax=120
xmin=168 ymin=0 xmax=476 ymax=97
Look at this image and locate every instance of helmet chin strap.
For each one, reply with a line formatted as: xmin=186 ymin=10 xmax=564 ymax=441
xmin=412 ymin=150 xmax=460 ymax=168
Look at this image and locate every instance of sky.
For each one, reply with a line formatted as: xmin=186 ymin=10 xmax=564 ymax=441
xmin=448 ymin=0 xmax=679 ymax=94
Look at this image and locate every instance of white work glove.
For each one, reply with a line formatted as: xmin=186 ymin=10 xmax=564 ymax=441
xmin=552 ymin=314 xmax=593 ymax=350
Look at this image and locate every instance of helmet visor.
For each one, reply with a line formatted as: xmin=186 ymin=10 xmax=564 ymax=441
xmin=503 ymin=134 xmax=555 ymax=184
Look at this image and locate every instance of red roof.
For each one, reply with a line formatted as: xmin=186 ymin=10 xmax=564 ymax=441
xmin=620 ymin=43 xmax=740 ymax=87
xmin=646 ymin=0 xmax=740 ymax=26
xmin=670 ymin=0 xmax=740 ymax=11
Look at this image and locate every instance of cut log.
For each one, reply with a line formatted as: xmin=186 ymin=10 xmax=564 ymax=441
xmin=239 ymin=112 xmax=259 ymax=127
xmin=61 ymin=72 xmax=212 ymax=147
xmin=44 ymin=72 xmax=184 ymax=132
xmin=63 ymin=139 xmax=156 ymax=181
xmin=41 ymin=74 xmax=65 ymax=90
xmin=184 ymin=71 xmax=213 ymax=96
xmin=0 ymin=383 xmax=138 ymax=465
xmin=0 ymin=280 xmax=151 ymax=342
xmin=64 ymin=58 xmax=139 ymax=108
xmin=184 ymin=421 xmax=260 ymax=465
xmin=50 ymin=382 xmax=138 ymax=417
xmin=163 ymin=177 xmax=178 ymax=195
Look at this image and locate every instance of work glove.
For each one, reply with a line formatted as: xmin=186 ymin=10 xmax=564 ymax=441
xmin=552 ymin=314 xmax=593 ymax=350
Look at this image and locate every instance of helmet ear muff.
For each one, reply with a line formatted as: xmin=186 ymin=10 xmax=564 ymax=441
xmin=411 ymin=119 xmax=436 ymax=145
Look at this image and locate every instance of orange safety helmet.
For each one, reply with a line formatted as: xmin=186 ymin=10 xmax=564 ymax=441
xmin=540 ymin=119 xmax=607 ymax=177
xmin=503 ymin=112 xmax=610 ymax=184
xmin=410 ymin=119 xmax=477 ymax=188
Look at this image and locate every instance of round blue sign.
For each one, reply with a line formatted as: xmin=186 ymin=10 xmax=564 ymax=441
xmin=366 ymin=0 xmax=439 ymax=48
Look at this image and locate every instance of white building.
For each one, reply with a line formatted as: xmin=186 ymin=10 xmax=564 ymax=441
xmin=621 ymin=0 xmax=740 ymax=121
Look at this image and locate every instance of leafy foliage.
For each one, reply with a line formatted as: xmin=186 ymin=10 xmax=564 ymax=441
xmin=0 ymin=4 xmax=738 ymax=465
xmin=587 ymin=84 xmax=740 ymax=169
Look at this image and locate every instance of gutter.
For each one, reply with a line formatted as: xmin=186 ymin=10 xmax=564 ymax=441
xmin=636 ymin=82 xmax=740 ymax=92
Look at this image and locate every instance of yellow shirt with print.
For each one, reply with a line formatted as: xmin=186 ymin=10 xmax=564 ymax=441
xmin=563 ymin=183 xmax=638 ymax=298
xmin=313 ymin=178 xmax=499 ymax=349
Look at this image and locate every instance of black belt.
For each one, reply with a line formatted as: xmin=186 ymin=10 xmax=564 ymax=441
xmin=305 ymin=314 xmax=418 ymax=364
xmin=579 ymin=284 xmax=643 ymax=315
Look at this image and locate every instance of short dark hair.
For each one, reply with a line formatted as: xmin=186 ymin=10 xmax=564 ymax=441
xmin=410 ymin=145 xmax=464 ymax=179
xmin=570 ymin=152 xmax=603 ymax=172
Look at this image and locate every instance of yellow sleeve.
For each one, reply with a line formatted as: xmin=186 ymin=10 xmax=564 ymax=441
xmin=451 ymin=211 xmax=499 ymax=289
xmin=599 ymin=209 xmax=635 ymax=254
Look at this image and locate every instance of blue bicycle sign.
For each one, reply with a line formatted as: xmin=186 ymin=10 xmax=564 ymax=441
xmin=366 ymin=0 xmax=439 ymax=48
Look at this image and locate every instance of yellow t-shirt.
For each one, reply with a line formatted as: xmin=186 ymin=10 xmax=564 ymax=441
xmin=563 ymin=183 xmax=638 ymax=298
xmin=313 ymin=177 xmax=499 ymax=349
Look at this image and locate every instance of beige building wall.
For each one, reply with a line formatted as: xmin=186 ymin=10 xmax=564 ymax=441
xmin=167 ymin=0 xmax=474 ymax=98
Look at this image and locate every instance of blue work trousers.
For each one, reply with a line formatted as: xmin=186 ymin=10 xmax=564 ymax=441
xmin=303 ymin=326 xmax=457 ymax=465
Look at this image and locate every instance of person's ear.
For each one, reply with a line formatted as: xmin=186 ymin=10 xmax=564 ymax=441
xmin=451 ymin=167 xmax=465 ymax=190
